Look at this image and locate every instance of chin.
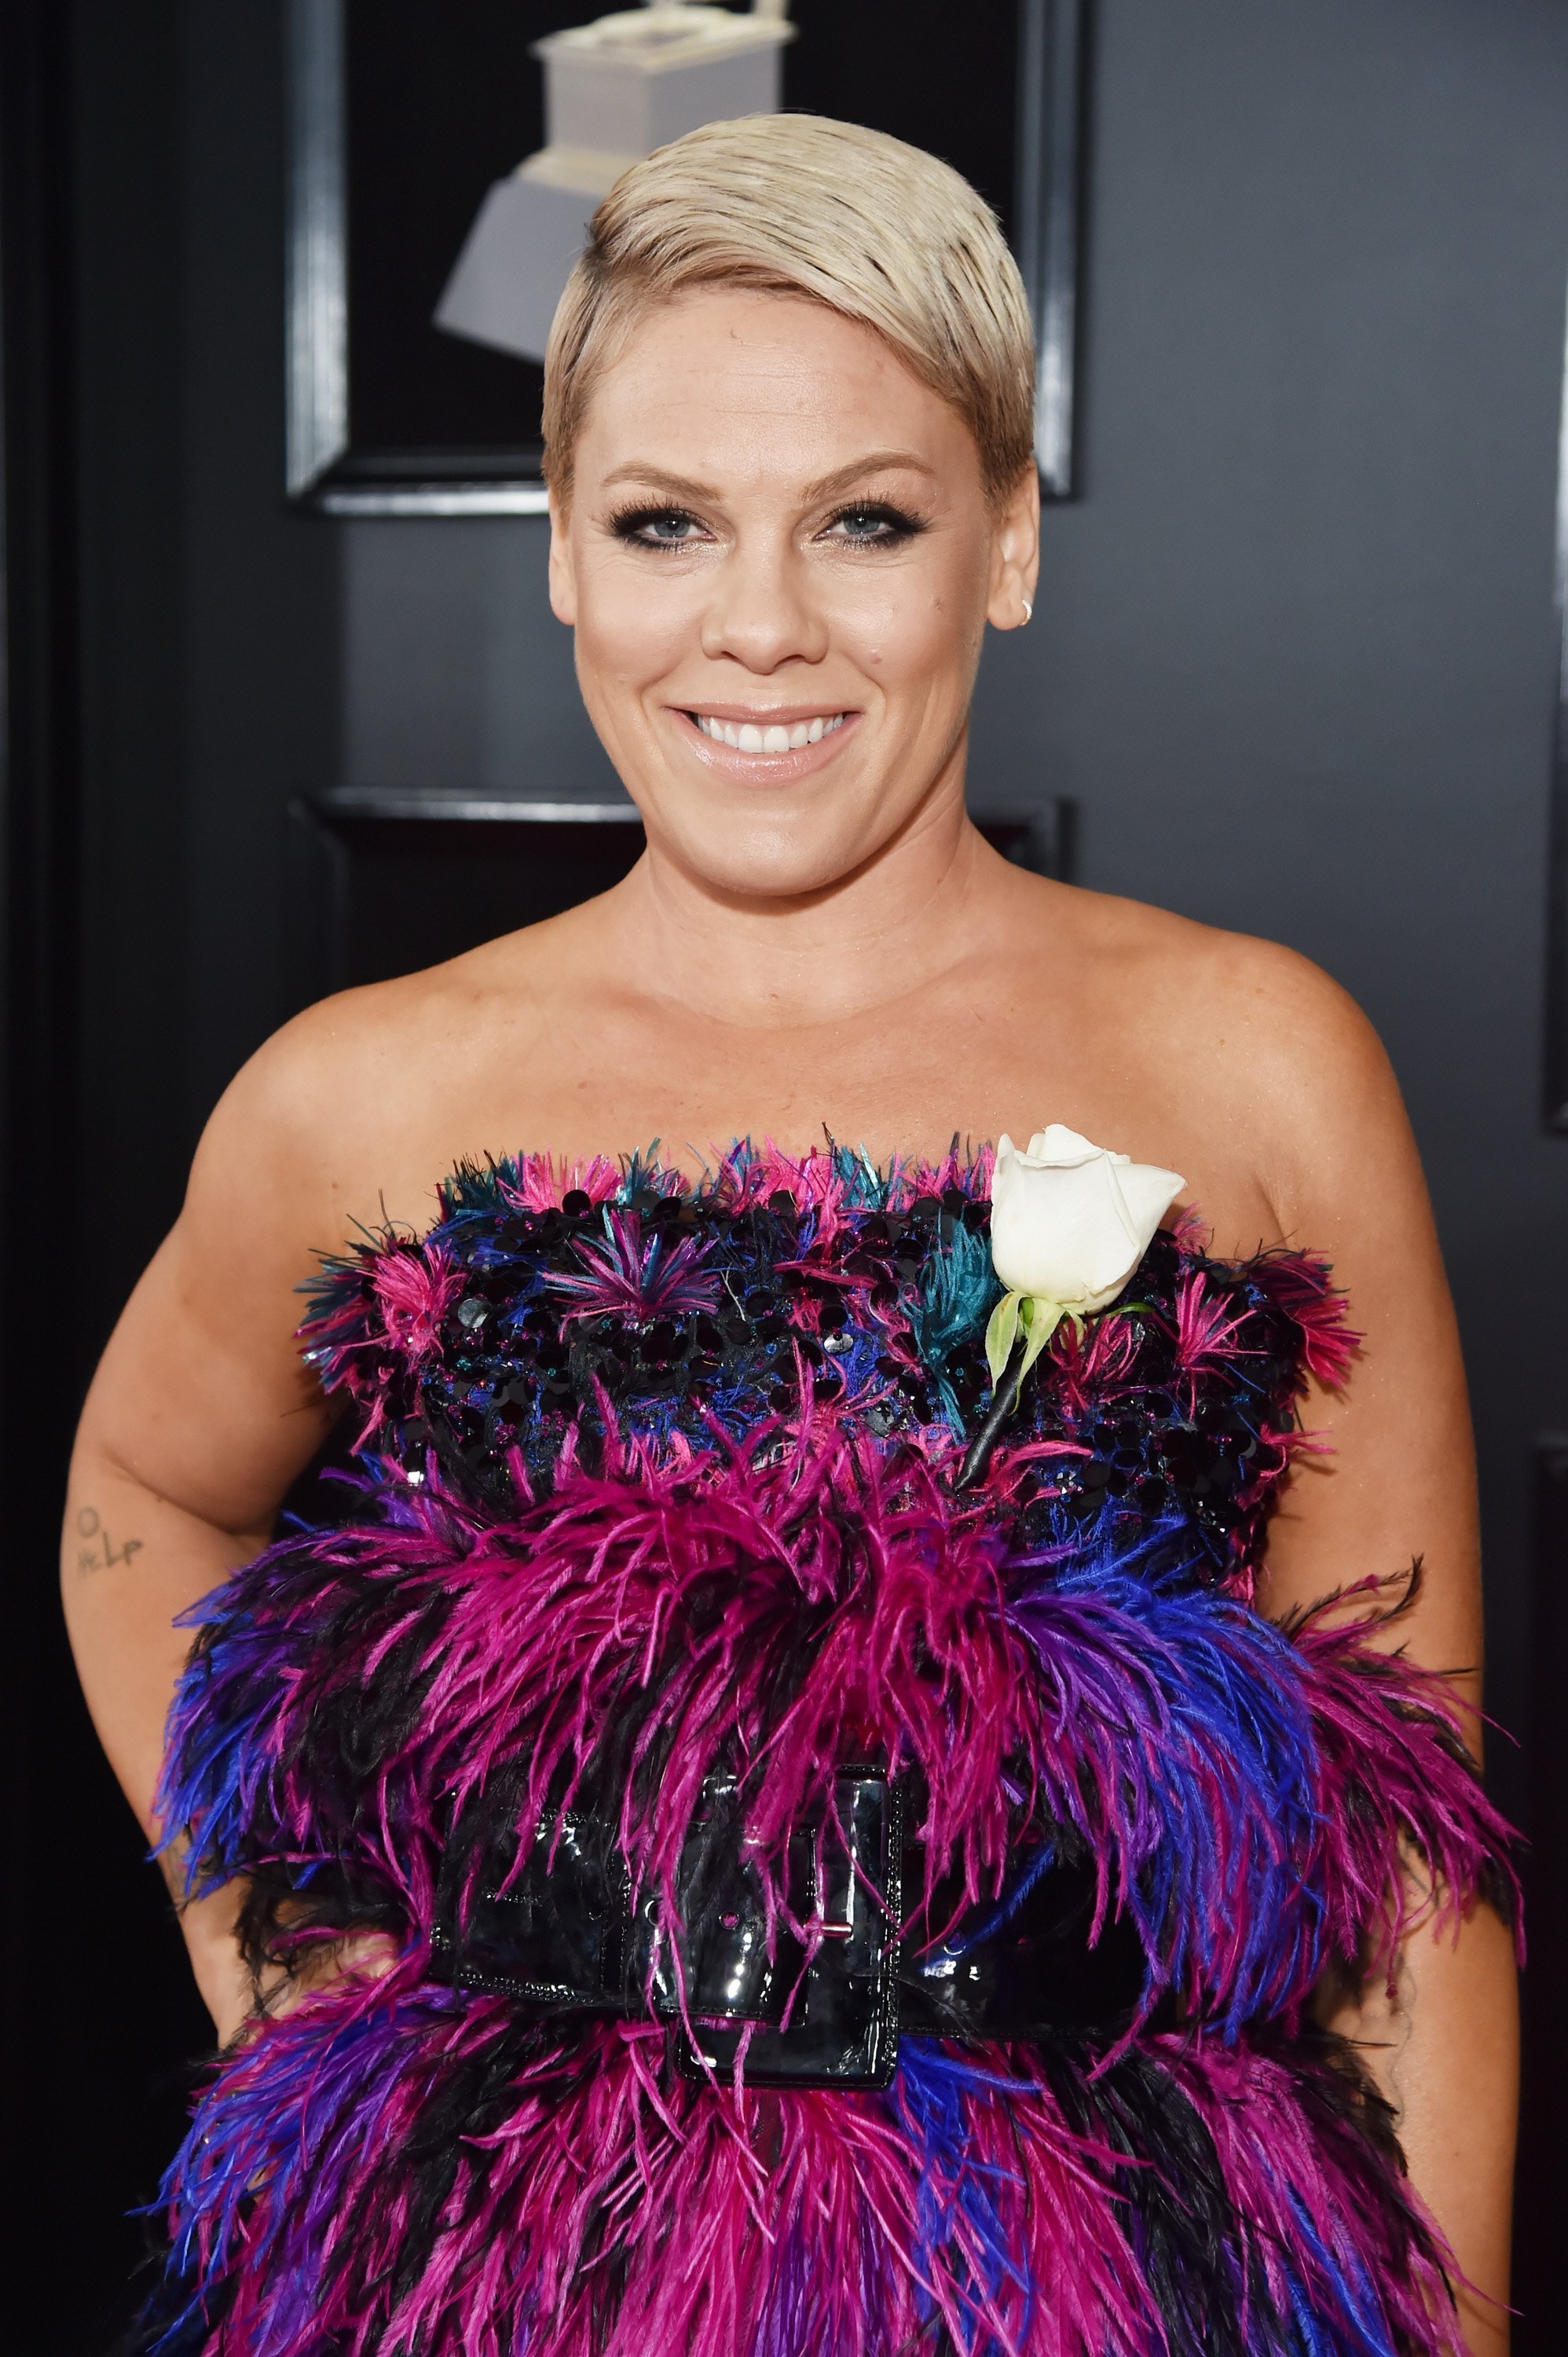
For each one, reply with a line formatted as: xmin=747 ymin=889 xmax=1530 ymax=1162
xmin=658 ymin=805 xmax=883 ymax=903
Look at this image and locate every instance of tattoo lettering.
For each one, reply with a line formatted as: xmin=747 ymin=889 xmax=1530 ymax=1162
xmin=74 ymin=1501 xmax=144 ymax=1574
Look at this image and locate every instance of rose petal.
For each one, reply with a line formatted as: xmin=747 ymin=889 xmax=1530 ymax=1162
xmin=989 ymin=1127 xmax=1187 ymax=1311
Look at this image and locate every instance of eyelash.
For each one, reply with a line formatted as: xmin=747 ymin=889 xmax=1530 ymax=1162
xmin=606 ymin=500 xmax=929 ymax=552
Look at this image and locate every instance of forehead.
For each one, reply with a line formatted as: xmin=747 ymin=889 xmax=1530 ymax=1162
xmin=576 ymin=288 xmax=980 ymax=489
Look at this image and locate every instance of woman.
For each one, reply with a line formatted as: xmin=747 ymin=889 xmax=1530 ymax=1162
xmin=65 ymin=115 xmax=1517 ymax=2356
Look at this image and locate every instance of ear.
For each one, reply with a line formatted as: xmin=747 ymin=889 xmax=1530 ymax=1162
xmin=985 ymin=464 xmax=1041 ymax=632
xmin=548 ymin=491 xmax=577 ymax=625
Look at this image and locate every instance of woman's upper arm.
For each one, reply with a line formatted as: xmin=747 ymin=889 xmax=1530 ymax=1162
xmin=75 ymin=1020 xmax=350 ymax=1531
xmin=1247 ymin=962 xmax=1482 ymax=1717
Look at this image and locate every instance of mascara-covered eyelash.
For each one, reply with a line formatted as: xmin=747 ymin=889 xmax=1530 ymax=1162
xmin=823 ymin=501 xmax=928 ymax=542
xmin=606 ymin=503 xmax=702 ymax=546
xmin=606 ymin=497 xmax=926 ymax=547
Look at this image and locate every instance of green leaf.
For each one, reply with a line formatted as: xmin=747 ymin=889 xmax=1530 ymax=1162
xmin=1017 ymin=1296 xmax=1066 ymax=1380
xmin=984 ymin=1291 xmax=1022 ymax=1387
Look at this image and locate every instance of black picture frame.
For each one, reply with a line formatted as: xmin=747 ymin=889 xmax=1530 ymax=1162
xmin=284 ymin=0 xmax=1090 ymax=516
xmin=1544 ymin=305 xmax=1568 ymax=1129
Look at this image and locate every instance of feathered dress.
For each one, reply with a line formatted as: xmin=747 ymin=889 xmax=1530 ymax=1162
xmin=148 ymin=1144 xmax=1516 ymax=2357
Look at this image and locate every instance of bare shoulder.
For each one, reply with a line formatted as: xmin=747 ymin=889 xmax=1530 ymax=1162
xmin=189 ymin=911 xmax=581 ymax=1245
xmin=1031 ymin=877 xmax=1411 ymax=1236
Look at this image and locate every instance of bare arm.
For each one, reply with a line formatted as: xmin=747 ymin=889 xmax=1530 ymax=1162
xmin=62 ymin=1043 xmax=343 ymax=2039
xmin=1251 ymin=968 xmax=1517 ymax=2356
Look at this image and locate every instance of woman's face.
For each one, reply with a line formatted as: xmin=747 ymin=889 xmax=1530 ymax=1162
xmin=550 ymin=289 xmax=1038 ymax=904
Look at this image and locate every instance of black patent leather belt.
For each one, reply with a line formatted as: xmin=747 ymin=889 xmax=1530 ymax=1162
xmin=430 ymin=1770 xmax=1145 ymax=2088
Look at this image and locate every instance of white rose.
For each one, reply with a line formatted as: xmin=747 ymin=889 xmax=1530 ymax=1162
xmin=991 ymin=1126 xmax=1185 ymax=1316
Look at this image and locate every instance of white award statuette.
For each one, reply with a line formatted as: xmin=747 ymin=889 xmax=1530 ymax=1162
xmin=434 ymin=3 xmax=797 ymax=367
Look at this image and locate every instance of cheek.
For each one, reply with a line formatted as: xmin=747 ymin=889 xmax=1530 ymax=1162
xmin=571 ymin=554 xmax=695 ymax=699
xmin=830 ymin=553 xmax=989 ymax=699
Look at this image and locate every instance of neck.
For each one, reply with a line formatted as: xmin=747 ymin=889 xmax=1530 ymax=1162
xmin=609 ymin=761 xmax=991 ymax=1031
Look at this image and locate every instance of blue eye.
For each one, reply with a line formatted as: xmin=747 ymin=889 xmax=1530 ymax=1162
xmin=824 ymin=504 xmax=924 ymax=545
xmin=610 ymin=505 xmax=706 ymax=548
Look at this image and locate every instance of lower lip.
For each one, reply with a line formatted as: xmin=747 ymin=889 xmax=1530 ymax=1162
xmin=671 ymin=709 xmax=861 ymax=782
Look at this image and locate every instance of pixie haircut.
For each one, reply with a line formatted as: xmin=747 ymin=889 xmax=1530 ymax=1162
xmin=541 ymin=113 xmax=1036 ymax=506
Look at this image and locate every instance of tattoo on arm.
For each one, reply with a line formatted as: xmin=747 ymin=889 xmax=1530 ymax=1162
xmin=73 ymin=1501 xmax=144 ymax=1574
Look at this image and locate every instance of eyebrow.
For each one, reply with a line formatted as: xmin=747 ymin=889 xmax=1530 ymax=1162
xmin=596 ymin=449 xmax=940 ymax=505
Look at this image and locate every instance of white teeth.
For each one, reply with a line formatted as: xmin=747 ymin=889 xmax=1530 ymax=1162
xmin=693 ymin=712 xmax=846 ymax=750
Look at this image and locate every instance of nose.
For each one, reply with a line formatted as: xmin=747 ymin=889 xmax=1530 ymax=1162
xmin=698 ymin=531 xmax=830 ymax=675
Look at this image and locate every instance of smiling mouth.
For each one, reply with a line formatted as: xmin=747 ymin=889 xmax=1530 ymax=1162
xmin=689 ymin=711 xmax=850 ymax=753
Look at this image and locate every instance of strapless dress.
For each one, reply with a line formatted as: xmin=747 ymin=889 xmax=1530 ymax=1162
xmin=147 ymin=1143 xmax=1515 ymax=2357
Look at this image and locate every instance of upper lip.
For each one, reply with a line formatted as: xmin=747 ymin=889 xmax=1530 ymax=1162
xmin=677 ymin=702 xmax=855 ymax=724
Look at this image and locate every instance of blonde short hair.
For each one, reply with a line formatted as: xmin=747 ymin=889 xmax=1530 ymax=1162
xmin=542 ymin=113 xmax=1036 ymax=505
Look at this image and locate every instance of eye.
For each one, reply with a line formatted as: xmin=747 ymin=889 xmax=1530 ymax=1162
xmin=819 ymin=501 xmax=926 ymax=548
xmin=608 ymin=504 xmax=712 ymax=550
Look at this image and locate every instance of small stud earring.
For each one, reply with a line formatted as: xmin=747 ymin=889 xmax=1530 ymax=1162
xmin=1021 ymin=597 xmax=1033 ymax=625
